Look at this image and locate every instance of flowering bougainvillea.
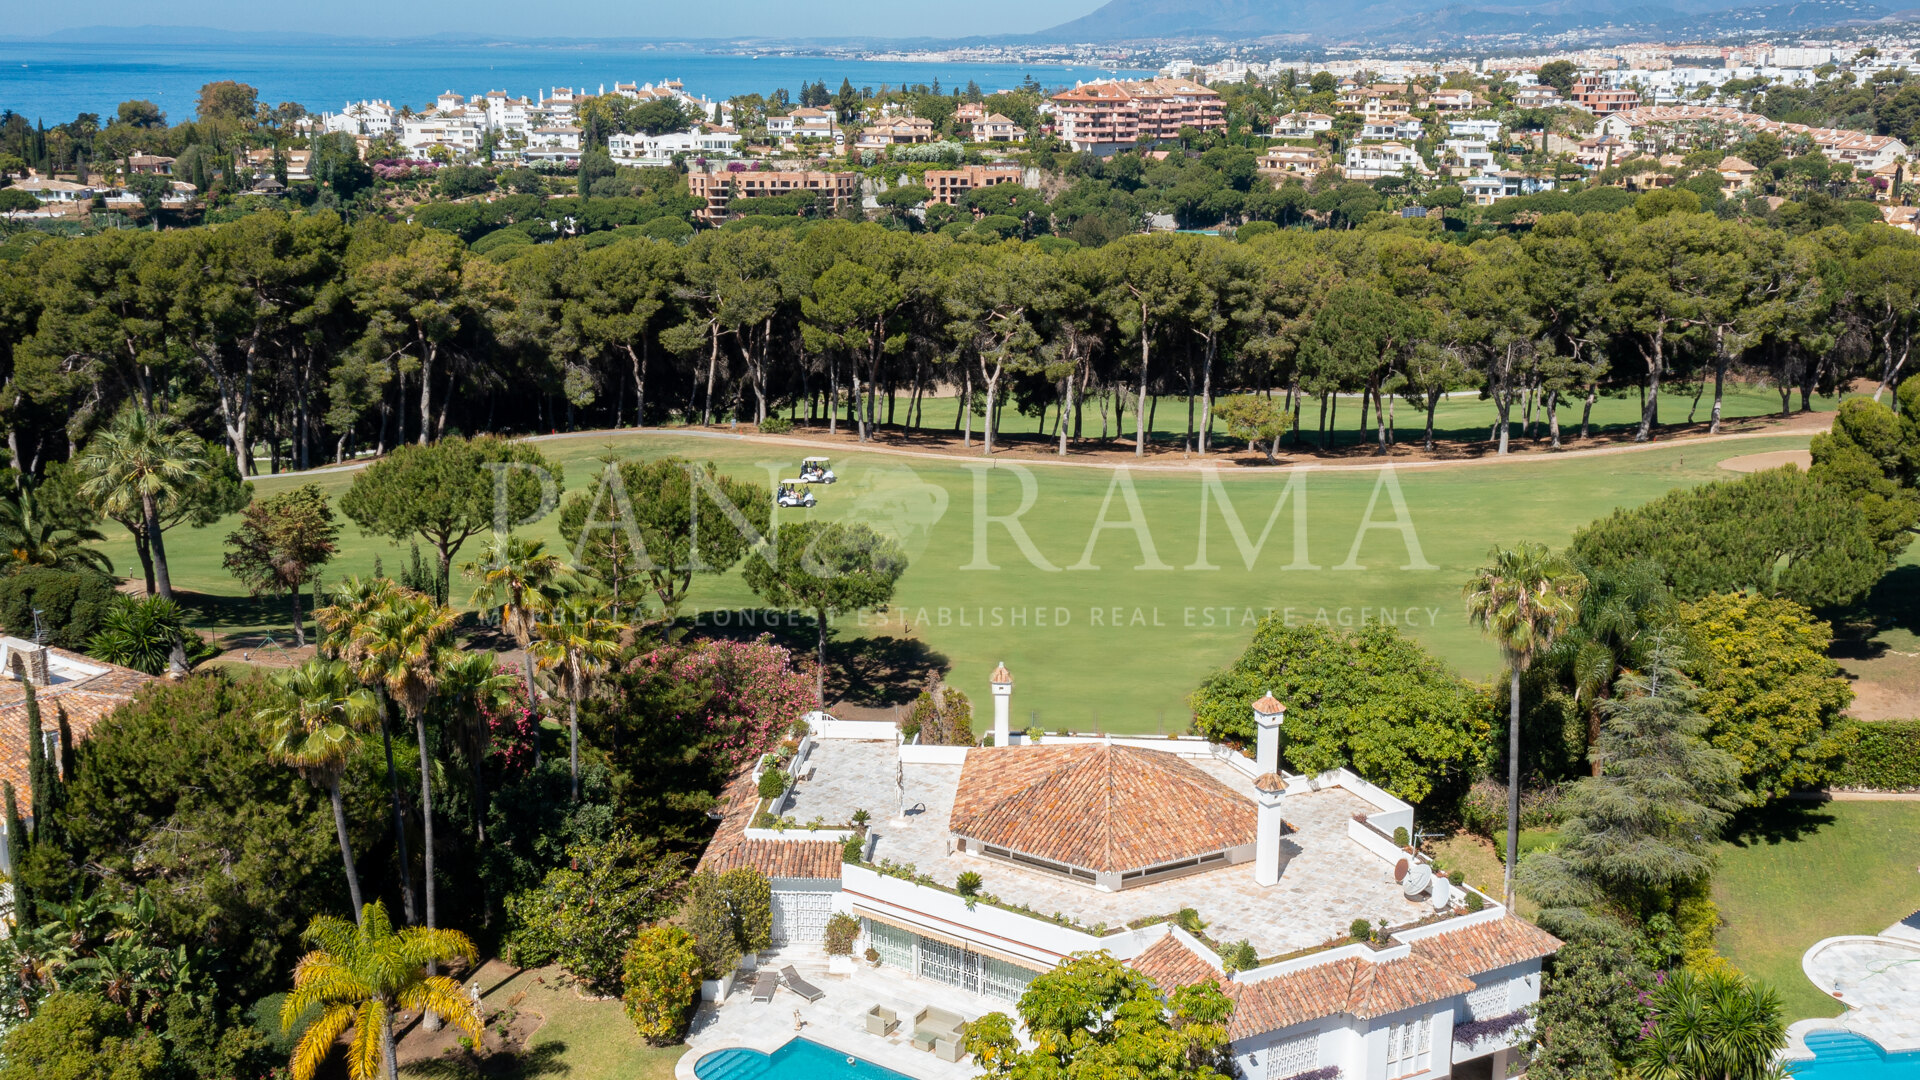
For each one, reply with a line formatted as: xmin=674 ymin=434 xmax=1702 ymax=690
xmin=627 ymin=635 xmax=816 ymax=770
xmin=479 ymin=673 xmax=542 ymax=774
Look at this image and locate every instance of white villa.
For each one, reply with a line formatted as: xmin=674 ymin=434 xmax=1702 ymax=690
xmin=691 ymin=667 xmax=1559 ymax=1080
xmin=607 ymin=129 xmax=743 ymax=166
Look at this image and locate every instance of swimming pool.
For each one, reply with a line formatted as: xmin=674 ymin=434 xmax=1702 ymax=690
xmin=1788 ymin=1031 xmax=1920 ymax=1078
xmin=695 ymin=1038 xmax=922 ymax=1080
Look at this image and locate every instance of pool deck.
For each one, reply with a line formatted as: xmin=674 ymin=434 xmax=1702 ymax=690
xmin=1787 ymin=930 xmax=1920 ymax=1061
xmin=677 ymin=948 xmax=1001 ymax=1080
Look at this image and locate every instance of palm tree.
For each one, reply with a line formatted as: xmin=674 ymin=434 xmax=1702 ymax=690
xmin=282 ymin=900 xmax=480 ymax=1080
xmin=87 ymin=595 xmax=194 ymax=676
xmin=259 ymin=659 xmax=379 ymax=922
xmin=462 ymin=533 xmax=572 ymax=760
xmin=315 ymin=576 xmax=417 ymax=927
xmin=0 ymin=483 xmax=113 ymax=575
xmin=1463 ymin=542 xmax=1586 ymax=909
xmin=74 ymin=406 xmax=207 ymax=601
xmin=1638 ymin=968 xmax=1787 ymax=1080
xmin=529 ymin=596 xmax=627 ymax=802
xmin=343 ymin=589 xmax=458 ymax=983
xmin=1547 ymin=559 xmax=1673 ymax=774
xmin=437 ymin=651 xmax=519 ymax=847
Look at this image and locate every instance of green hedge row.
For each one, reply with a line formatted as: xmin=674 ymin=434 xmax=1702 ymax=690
xmin=1830 ymin=719 xmax=1920 ymax=791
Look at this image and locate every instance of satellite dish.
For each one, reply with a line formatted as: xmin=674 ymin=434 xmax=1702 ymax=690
xmin=1429 ymin=876 xmax=1451 ymax=910
xmin=1394 ymin=858 xmax=1410 ymax=883
xmin=1402 ymin=863 xmax=1433 ymax=899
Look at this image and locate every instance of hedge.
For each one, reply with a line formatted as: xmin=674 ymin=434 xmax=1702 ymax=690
xmin=1829 ymin=718 xmax=1920 ymax=791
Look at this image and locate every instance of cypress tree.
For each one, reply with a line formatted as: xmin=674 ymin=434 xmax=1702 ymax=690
xmin=2 ymin=781 xmax=26 ymax=922
xmin=22 ymin=680 xmax=47 ymax=836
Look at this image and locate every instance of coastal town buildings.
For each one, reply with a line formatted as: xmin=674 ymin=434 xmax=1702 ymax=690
xmin=922 ymin=165 xmax=1023 ymax=205
xmin=1050 ymin=77 xmax=1224 ymax=153
xmin=694 ymin=670 xmax=1559 ymax=1080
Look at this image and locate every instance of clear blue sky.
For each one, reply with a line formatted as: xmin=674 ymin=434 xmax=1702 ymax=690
xmin=17 ymin=0 xmax=1105 ymax=40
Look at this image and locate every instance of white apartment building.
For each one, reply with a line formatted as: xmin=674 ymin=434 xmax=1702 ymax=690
xmin=607 ymin=128 xmax=742 ymax=165
xmin=321 ymin=100 xmax=397 ymax=137
xmin=1444 ymin=139 xmax=1496 ymax=173
xmin=1448 ymin=118 xmax=1502 ymax=141
xmin=1360 ymin=115 xmax=1424 ymax=141
xmin=1271 ymin=111 xmax=1333 ymax=139
xmin=400 ymin=115 xmax=484 ymax=156
xmin=1345 ymin=142 xmax=1431 ymax=179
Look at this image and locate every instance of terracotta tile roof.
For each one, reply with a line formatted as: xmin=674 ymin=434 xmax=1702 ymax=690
xmin=0 ymin=649 xmax=153 ymax=796
xmin=1254 ymin=773 xmax=1286 ymax=793
xmin=949 ymin=745 xmax=1256 ymax=874
xmin=701 ymin=838 xmax=842 ymax=880
xmin=1131 ymin=935 xmax=1224 ymax=992
xmin=1227 ymin=953 xmax=1476 ymax=1038
xmin=990 ymin=662 xmax=1012 ymax=685
xmin=695 ymin=766 xmax=841 ymax=881
xmin=1408 ymin=917 xmax=1562 ymax=978
xmin=1253 ymin=692 xmax=1285 ymax=715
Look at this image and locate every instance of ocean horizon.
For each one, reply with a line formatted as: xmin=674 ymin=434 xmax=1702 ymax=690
xmin=0 ymin=42 xmax=1150 ymax=124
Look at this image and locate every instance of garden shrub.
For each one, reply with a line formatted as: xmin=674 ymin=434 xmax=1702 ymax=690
xmin=720 ymin=867 xmax=773 ymax=955
xmin=0 ymin=567 xmax=117 ymax=650
xmin=758 ymin=417 xmax=793 ymax=435
xmin=681 ymin=871 xmax=739 ymax=977
xmin=1830 ymin=718 xmax=1920 ymax=790
xmin=956 ymin=871 xmax=983 ymax=897
xmin=622 ymin=926 xmax=701 ymax=1045
xmin=823 ymin=912 xmax=859 ymax=955
xmin=502 ymin=831 xmax=684 ymax=995
xmin=757 ymin=768 xmax=790 ymax=801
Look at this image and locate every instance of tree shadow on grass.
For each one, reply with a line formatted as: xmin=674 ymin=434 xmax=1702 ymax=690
xmin=403 ymin=1042 xmax=572 ymax=1080
xmin=827 ymin=634 xmax=949 ymax=708
xmin=1832 ymin=563 xmax=1920 ymax=660
xmin=1724 ymin=799 xmax=1838 ymax=849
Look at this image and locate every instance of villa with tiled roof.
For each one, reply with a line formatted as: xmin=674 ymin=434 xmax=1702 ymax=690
xmin=691 ymin=664 xmax=1561 ymax=1080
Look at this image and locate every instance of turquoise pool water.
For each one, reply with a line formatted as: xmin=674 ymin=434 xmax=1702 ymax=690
xmin=1789 ymin=1031 xmax=1920 ymax=1077
xmin=695 ymin=1039 xmax=921 ymax=1080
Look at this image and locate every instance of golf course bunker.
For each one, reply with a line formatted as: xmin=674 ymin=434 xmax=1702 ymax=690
xmin=1718 ymin=449 xmax=1811 ymax=472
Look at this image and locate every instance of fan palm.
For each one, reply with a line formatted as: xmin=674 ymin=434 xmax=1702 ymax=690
xmin=0 ymin=483 xmax=113 ymax=575
xmin=437 ymin=651 xmax=519 ymax=846
xmin=529 ymin=596 xmax=627 ymax=802
xmin=343 ymin=590 xmax=457 ymax=949
xmin=282 ymin=901 xmax=480 ymax=1080
xmin=259 ymin=659 xmax=380 ymax=921
xmin=1463 ymin=542 xmax=1586 ymax=909
xmin=462 ymin=533 xmax=572 ymax=760
xmin=73 ymin=406 xmax=207 ymax=601
xmin=1546 ymin=559 xmax=1674 ymax=774
xmin=314 ymin=575 xmax=416 ymax=927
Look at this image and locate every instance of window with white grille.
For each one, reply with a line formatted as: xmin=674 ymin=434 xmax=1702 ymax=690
xmin=1467 ymin=978 xmax=1510 ymax=1021
xmin=1264 ymin=1032 xmax=1318 ymax=1079
xmin=1386 ymin=1015 xmax=1432 ymax=1077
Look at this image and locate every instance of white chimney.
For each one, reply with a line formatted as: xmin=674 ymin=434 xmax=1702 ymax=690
xmin=1253 ymin=692 xmax=1285 ymax=774
xmin=1254 ymin=772 xmax=1286 ymax=886
xmin=990 ymin=662 xmax=1013 ymax=746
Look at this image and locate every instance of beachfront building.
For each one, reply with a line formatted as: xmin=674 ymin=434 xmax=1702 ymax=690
xmin=1050 ymin=78 xmax=1224 ymax=153
xmin=685 ymin=168 xmax=861 ymax=222
xmin=691 ymin=667 xmax=1560 ymax=1080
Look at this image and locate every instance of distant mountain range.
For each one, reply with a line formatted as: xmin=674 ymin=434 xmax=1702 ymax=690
xmin=1029 ymin=0 xmax=1908 ymax=44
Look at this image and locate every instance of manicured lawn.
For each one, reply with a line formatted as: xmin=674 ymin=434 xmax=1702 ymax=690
xmin=400 ymin=961 xmax=687 ymax=1080
xmin=108 ymin=425 xmax=1824 ymax=731
xmin=1714 ymin=800 xmax=1920 ymax=1021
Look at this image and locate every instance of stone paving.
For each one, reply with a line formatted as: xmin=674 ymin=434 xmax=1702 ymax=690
xmin=1802 ymin=935 xmax=1920 ymax=1053
xmin=782 ymin=740 xmax=902 ymax=827
xmin=676 ymin=948 xmax=999 ymax=1080
xmin=847 ymin=751 xmax=1426 ymax=957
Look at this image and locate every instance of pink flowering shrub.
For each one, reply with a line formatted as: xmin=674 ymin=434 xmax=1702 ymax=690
xmin=626 ymin=635 xmax=816 ymax=770
xmin=479 ymin=672 xmax=542 ymax=773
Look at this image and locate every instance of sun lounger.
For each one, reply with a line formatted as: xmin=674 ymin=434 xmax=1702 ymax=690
xmin=780 ymin=965 xmax=825 ymax=1003
xmin=751 ymin=971 xmax=778 ymax=1003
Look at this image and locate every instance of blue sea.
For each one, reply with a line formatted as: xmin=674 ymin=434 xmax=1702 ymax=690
xmin=0 ymin=43 xmax=1149 ymax=124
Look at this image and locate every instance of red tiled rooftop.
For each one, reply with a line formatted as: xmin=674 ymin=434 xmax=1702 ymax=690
xmin=1408 ymin=917 xmax=1562 ymax=978
xmin=949 ymin=744 xmax=1256 ymax=874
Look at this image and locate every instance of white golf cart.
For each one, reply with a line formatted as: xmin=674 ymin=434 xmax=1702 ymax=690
xmin=798 ymin=456 xmax=837 ymax=484
xmin=775 ymin=479 xmax=817 ymax=509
